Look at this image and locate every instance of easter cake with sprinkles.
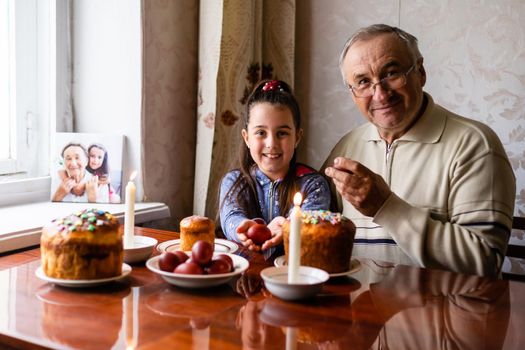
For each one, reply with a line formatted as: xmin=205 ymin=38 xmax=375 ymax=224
xmin=40 ymin=208 xmax=123 ymax=279
xmin=282 ymin=210 xmax=356 ymax=274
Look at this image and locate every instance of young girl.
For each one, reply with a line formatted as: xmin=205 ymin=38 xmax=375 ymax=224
xmin=86 ymin=143 xmax=121 ymax=203
xmin=219 ymin=80 xmax=331 ymax=258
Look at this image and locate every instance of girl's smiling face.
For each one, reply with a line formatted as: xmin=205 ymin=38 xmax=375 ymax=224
xmin=89 ymin=147 xmax=105 ymax=170
xmin=242 ymin=102 xmax=302 ymax=181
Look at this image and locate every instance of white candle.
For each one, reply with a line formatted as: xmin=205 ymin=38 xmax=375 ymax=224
xmin=124 ymin=171 xmax=137 ymax=249
xmin=288 ymin=192 xmax=302 ymax=283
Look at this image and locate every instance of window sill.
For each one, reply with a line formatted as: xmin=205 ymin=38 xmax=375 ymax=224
xmin=0 ymin=201 xmax=170 ymax=254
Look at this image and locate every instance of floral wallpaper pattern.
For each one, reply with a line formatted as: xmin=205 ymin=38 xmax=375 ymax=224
xmin=295 ymin=0 xmax=525 ymax=276
xmin=141 ymin=0 xmax=524 ymax=277
xmin=195 ymin=0 xmax=295 ymax=218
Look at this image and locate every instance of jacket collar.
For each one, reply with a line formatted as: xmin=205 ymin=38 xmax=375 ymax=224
xmin=253 ymin=163 xmax=315 ymax=186
xmin=254 ymin=167 xmax=274 ymax=186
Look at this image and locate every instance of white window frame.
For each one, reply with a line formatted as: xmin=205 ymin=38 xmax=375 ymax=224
xmin=0 ymin=0 xmax=18 ymax=174
xmin=1 ymin=0 xmax=40 ymax=176
xmin=0 ymin=0 xmax=71 ymax=206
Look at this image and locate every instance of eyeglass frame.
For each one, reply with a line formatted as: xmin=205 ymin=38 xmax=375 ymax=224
xmin=346 ymin=64 xmax=417 ymax=98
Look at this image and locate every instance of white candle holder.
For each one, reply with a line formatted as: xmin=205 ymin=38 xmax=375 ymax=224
xmin=260 ymin=266 xmax=329 ymax=300
xmin=123 ymin=236 xmax=158 ymax=264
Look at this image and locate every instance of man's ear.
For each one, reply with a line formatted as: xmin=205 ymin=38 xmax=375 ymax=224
xmin=417 ymin=58 xmax=427 ymax=87
xmin=241 ymin=129 xmax=249 ymax=148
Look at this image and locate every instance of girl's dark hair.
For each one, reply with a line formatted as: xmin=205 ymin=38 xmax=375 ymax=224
xmin=221 ymin=79 xmax=301 ymax=221
xmin=86 ymin=143 xmax=109 ymax=176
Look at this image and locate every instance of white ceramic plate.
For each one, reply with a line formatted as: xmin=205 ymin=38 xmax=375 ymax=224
xmin=273 ymin=256 xmax=361 ymax=277
xmin=156 ymin=238 xmax=238 ymax=254
xmin=35 ymin=264 xmax=132 ymax=288
xmin=146 ymin=253 xmax=249 ymax=288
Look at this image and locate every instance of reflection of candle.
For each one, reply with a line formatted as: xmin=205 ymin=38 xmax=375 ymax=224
xmin=288 ymin=192 xmax=302 ymax=283
xmin=124 ymin=293 xmax=133 ymax=349
xmin=124 ymin=288 xmax=139 ymax=349
xmin=192 ymin=326 xmax=210 ymax=350
xmin=285 ymin=327 xmax=297 ymax=350
xmin=124 ymin=171 xmax=137 ymax=249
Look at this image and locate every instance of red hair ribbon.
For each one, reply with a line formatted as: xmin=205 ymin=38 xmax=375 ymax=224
xmin=262 ymin=80 xmax=281 ymax=92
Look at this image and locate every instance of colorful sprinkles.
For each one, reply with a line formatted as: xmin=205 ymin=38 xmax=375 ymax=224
xmin=300 ymin=210 xmax=348 ymax=225
xmin=52 ymin=208 xmax=115 ymax=233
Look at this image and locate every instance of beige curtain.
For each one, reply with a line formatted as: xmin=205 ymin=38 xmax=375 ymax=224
xmin=195 ymin=0 xmax=296 ymax=219
xmin=141 ymin=0 xmax=199 ymax=230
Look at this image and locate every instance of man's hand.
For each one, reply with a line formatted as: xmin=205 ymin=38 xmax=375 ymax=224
xmin=324 ymin=157 xmax=392 ymax=217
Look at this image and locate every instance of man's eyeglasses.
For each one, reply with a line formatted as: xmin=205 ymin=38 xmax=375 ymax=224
xmin=347 ymin=64 xmax=416 ymax=98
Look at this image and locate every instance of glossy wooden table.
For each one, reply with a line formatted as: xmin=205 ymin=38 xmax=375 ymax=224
xmin=0 ymin=227 xmax=524 ymax=350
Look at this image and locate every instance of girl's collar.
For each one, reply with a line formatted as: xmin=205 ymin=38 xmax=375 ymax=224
xmin=252 ymin=163 xmax=316 ymax=184
xmin=295 ymin=163 xmax=316 ymax=178
xmin=253 ymin=167 xmax=279 ymax=185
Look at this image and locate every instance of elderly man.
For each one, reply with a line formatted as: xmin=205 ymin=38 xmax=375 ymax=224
xmin=323 ymin=24 xmax=515 ymax=277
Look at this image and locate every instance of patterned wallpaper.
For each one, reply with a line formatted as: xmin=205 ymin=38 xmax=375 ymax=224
xmin=141 ymin=0 xmax=524 ymax=238
xmin=295 ymin=0 xmax=525 ymax=217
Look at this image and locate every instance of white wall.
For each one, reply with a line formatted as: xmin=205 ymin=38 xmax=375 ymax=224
xmin=72 ymin=0 xmax=143 ymax=200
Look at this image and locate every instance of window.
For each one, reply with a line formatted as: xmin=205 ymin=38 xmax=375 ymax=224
xmin=0 ymin=0 xmax=40 ymax=177
xmin=0 ymin=0 xmax=14 ymax=172
xmin=0 ymin=0 xmax=70 ymax=206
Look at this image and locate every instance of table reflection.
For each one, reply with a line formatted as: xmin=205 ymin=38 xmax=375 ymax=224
xmin=123 ymin=287 xmax=139 ymax=349
xmin=36 ymin=283 xmax=130 ymax=349
xmin=349 ymin=264 xmax=510 ymax=350
xmin=147 ymin=284 xmax=244 ymax=322
xmin=259 ymin=294 xmax=353 ymax=347
xmin=146 ymin=284 xmax=246 ymax=349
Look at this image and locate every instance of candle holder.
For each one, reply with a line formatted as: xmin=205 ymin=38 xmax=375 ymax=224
xmin=124 ymin=236 xmax=158 ymax=264
xmin=260 ymin=266 xmax=329 ymax=301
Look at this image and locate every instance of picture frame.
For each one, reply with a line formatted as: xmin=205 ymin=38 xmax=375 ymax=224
xmin=51 ymin=133 xmax=124 ymax=204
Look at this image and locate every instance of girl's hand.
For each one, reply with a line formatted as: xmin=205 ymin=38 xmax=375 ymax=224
xmin=261 ymin=216 xmax=285 ymax=251
xmin=85 ymin=175 xmax=98 ymax=202
xmin=236 ymin=217 xmax=285 ymax=252
xmin=236 ymin=219 xmax=262 ymax=252
xmin=97 ymin=174 xmax=109 ymax=185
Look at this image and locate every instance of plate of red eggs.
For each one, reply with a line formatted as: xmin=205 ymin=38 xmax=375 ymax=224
xmin=146 ymin=240 xmax=249 ymax=288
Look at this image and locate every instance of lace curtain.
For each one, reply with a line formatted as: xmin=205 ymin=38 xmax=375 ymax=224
xmin=195 ymin=0 xmax=296 ymax=219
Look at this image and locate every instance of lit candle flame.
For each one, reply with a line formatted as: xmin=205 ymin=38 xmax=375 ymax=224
xmin=129 ymin=170 xmax=137 ymax=182
xmin=293 ymin=192 xmax=302 ymax=206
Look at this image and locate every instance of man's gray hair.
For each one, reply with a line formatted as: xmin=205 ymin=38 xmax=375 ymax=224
xmin=339 ymin=24 xmax=422 ymax=85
